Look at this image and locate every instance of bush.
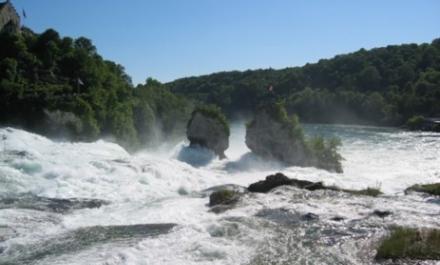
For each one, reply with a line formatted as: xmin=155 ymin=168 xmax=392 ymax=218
xmin=255 ymin=102 xmax=305 ymax=141
xmin=376 ymin=227 xmax=440 ymax=260
xmin=306 ymin=137 xmax=343 ymax=173
xmin=406 ymin=115 xmax=425 ymax=130
xmin=272 ymin=102 xmax=343 ymax=172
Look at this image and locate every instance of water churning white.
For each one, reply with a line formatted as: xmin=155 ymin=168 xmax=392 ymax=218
xmin=0 ymin=124 xmax=439 ymax=264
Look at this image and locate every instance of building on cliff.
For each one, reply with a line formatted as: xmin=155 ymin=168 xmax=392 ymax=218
xmin=0 ymin=0 xmax=20 ymax=33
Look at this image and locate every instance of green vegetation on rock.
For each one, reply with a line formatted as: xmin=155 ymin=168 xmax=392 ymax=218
xmin=340 ymin=187 xmax=382 ymax=197
xmin=189 ymin=105 xmax=230 ymax=136
xmin=376 ymin=227 xmax=440 ymax=260
xmin=246 ymin=102 xmax=343 ymax=172
xmin=406 ymin=115 xmax=426 ymax=130
xmin=209 ymin=189 xmax=238 ymax=206
xmin=257 ymin=102 xmax=305 ymax=141
xmin=405 ymin=115 xmax=440 ymax=132
xmin=406 ymin=183 xmax=440 ymax=196
xmin=186 ymin=104 xmax=230 ymax=158
xmin=306 ymin=137 xmax=343 ymax=173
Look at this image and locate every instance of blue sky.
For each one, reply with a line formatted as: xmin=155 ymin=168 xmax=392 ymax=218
xmin=11 ymin=0 xmax=440 ymax=85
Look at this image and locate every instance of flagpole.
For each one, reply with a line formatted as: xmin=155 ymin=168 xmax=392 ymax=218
xmin=22 ymin=8 xmax=27 ymax=28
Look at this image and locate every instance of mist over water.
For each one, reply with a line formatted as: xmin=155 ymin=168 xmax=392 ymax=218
xmin=0 ymin=124 xmax=439 ymax=265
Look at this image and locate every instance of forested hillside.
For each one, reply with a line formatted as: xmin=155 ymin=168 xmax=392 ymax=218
xmin=0 ymin=28 xmax=192 ymax=149
xmin=1 ymin=26 xmax=438 ymax=149
xmin=168 ymin=39 xmax=440 ymax=125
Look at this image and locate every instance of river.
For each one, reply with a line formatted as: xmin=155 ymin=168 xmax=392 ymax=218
xmin=0 ymin=124 xmax=439 ymax=265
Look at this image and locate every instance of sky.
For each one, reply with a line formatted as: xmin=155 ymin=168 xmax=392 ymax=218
xmin=10 ymin=0 xmax=440 ymax=85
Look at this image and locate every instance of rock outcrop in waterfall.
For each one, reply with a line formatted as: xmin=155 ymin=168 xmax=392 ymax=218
xmin=246 ymin=102 xmax=343 ymax=172
xmin=187 ymin=105 xmax=230 ymax=159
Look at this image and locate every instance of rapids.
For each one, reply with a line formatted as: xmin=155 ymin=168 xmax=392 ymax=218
xmin=0 ymin=124 xmax=439 ymax=265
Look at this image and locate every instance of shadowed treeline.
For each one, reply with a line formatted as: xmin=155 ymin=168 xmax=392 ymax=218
xmin=168 ymin=38 xmax=440 ymax=126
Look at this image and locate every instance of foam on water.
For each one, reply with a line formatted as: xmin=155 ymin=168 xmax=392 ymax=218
xmin=0 ymin=125 xmax=439 ymax=265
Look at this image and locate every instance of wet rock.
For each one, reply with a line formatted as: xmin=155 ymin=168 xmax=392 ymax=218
xmin=255 ymin=208 xmax=301 ymax=225
xmin=291 ymin=179 xmax=326 ymax=191
xmin=0 ymin=194 xmax=109 ymax=213
xmin=248 ymin=173 xmax=292 ymax=193
xmin=372 ymin=210 xmax=392 ymax=218
xmin=208 ymin=187 xmax=243 ymax=214
xmin=331 ymin=216 xmax=345 ymax=222
xmin=248 ymin=173 xmax=382 ymax=198
xmin=248 ymin=172 xmax=325 ymax=193
xmin=202 ymin=184 xmax=247 ymax=197
xmin=342 ymin=187 xmax=382 ymax=197
xmin=209 ymin=190 xmax=240 ymax=207
xmin=187 ymin=106 xmax=229 ymax=159
xmin=426 ymin=198 xmax=440 ymax=204
xmin=210 ymin=205 xmax=234 ymax=214
xmin=301 ymin=212 xmax=319 ymax=221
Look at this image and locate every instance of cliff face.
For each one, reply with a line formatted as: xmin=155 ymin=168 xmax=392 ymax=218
xmin=245 ymin=107 xmax=308 ymax=166
xmin=245 ymin=102 xmax=343 ymax=173
xmin=187 ymin=111 xmax=229 ymax=159
xmin=0 ymin=1 xmax=20 ymax=32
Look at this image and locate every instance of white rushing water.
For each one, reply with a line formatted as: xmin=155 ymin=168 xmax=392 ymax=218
xmin=0 ymin=124 xmax=439 ymax=265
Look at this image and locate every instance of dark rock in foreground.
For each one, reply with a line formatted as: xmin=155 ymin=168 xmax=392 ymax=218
xmin=209 ymin=190 xmax=240 ymax=207
xmin=248 ymin=173 xmax=325 ymax=193
xmin=248 ymin=172 xmax=382 ymax=197
xmin=372 ymin=210 xmax=392 ymax=218
xmin=301 ymin=212 xmax=319 ymax=221
xmin=331 ymin=216 xmax=345 ymax=222
xmin=208 ymin=188 xmax=243 ymax=214
xmin=187 ymin=106 xmax=229 ymax=159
